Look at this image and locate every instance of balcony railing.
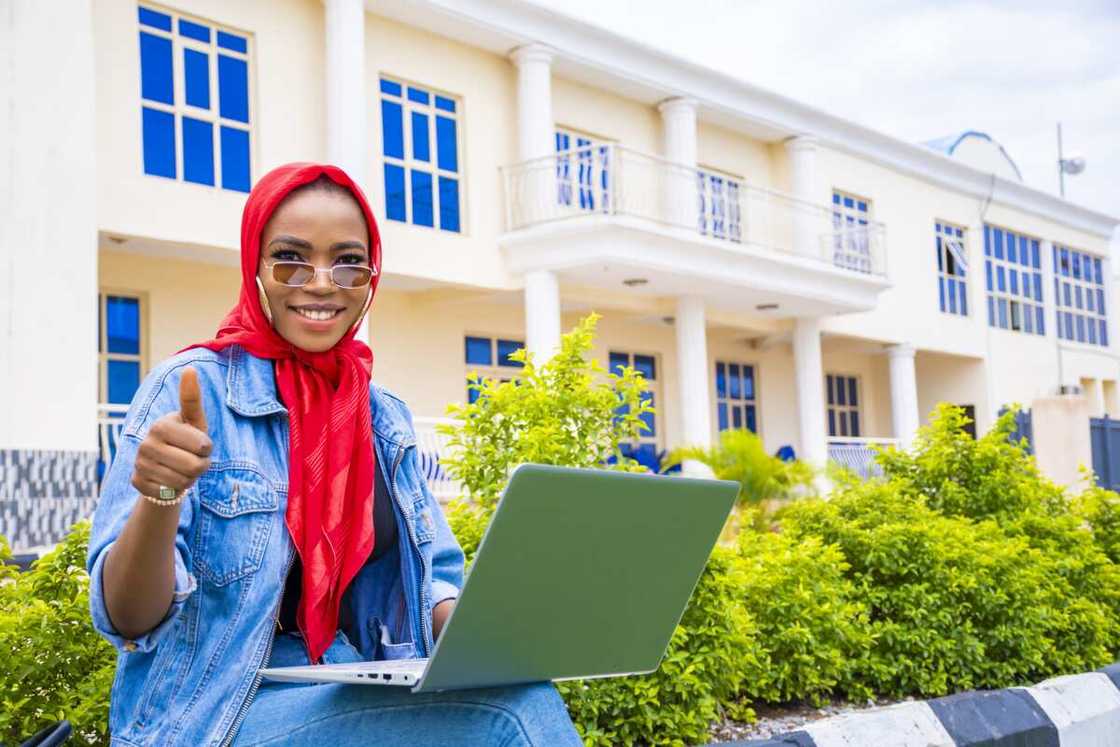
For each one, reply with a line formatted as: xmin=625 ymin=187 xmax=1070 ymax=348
xmin=827 ymin=437 xmax=900 ymax=478
xmin=412 ymin=416 xmax=461 ymax=502
xmin=501 ymin=144 xmax=888 ymax=277
xmin=96 ymin=406 xmax=462 ymax=502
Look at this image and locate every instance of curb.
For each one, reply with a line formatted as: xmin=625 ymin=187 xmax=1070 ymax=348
xmin=726 ymin=664 xmax=1120 ymax=746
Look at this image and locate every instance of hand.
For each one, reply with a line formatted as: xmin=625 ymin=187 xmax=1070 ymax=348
xmin=130 ymin=367 xmax=213 ymax=500
xmin=433 ymin=599 xmax=456 ymax=640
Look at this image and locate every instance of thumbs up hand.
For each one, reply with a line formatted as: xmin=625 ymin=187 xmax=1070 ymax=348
xmin=131 ymin=367 xmax=213 ymax=503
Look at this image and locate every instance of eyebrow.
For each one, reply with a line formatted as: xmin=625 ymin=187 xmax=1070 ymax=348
xmin=267 ymin=236 xmax=368 ymax=255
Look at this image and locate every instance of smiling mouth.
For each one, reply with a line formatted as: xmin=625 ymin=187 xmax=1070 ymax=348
xmin=292 ymin=307 xmax=343 ymax=321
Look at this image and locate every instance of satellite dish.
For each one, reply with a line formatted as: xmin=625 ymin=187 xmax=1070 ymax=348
xmin=1061 ymin=154 xmax=1086 ymax=175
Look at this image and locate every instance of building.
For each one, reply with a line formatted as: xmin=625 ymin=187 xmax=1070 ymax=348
xmin=2 ymin=0 xmax=1118 ymax=554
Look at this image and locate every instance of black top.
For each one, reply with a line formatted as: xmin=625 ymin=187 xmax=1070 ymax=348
xmin=277 ymin=461 xmax=397 ymax=633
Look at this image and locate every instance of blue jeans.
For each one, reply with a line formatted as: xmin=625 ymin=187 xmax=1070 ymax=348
xmin=232 ymin=631 xmax=583 ymax=746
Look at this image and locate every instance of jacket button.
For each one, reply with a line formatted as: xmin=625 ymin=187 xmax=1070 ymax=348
xmin=123 ymin=640 xmax=138 ymax=652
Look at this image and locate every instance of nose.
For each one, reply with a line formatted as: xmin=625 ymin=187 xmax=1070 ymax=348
xmin=305 ymin=266 xmax=335 ymax=294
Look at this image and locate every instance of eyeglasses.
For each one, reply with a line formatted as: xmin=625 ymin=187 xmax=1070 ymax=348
xmin=265 ymin=261 xmax=376 ymax=289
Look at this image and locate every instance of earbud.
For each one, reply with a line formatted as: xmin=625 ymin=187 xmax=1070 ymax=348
xmin=255 ymin=276 xmax=274 ymax=325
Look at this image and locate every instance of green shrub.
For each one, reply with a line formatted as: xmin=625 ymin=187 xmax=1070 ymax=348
xmin=781 ymin=482 xmax=1115 ymax=698
xmin=557 ymin=548 xmax=759 ymax=746
xmin=664 ymin=429 xmax=814 ymax=530
xmin=441 ymin=316 xmax=758 ymax=744
xmin=735 ymin=531 xmax=873 ymax=705
xmin=1076 ymin=484 xmax=1120 ymax=564
xmin=441 ymin=313 xmax=651 ymax=510
xmin=0 ymin=522 xmax=115 ymax=746
xmin=875 ymin=404 xmax=1120 ymax=660
xmin=875 ymin=404 xmax=1069 ymax=523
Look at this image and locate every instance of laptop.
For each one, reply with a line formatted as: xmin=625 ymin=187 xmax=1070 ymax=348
xmin=259 ymin=463 xmax=738 ymax=693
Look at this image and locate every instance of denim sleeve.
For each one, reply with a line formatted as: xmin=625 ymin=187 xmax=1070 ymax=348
xmin=424 ymin=478 xmax=465 ymax=606
xmin=87 ymin=365 xmax=199 ymax=654
xmin=390 ymin=392 xmax=465 ymax=605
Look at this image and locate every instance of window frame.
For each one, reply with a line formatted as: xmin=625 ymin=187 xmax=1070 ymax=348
xmin=714 ymin=360 xmax=759 ymax=434
xmin=98 ymin=290 xmax=149 ymax=405
xmin=608 ymin=350 xmax=662 ymax=459
xmin=1053 ymin=244 xmax=1108 ymax=347
xmin=136 ymin=4 xmax=254 ymax=192
xmin=554 ymin=126 xmax=613 ymax=214
xmin=697 ymin=165 xmax=743 ymax=243
xmin=379 ymin=75 xmax=464 ymax=233
xmin=825 ymin=373 xmax=862 ymax=439
xmin=464 ymin=334 xmax=524 ymax=403
xmin=831 ymin=189 xmax=874 ymax=273
xmin=983 ymin=224 xmax=1045 ymax=336
xmin=935 ymin=220 xmax=969 ymax=316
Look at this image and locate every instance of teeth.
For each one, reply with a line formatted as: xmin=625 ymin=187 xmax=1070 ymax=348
xmin=295 ymin=308 xmax=339 ymax=321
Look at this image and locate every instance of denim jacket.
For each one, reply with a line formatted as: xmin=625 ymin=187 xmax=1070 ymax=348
xmin=87 ymin=345 xmax=465 ymax=746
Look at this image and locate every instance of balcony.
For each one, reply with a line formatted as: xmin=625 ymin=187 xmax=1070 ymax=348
xmin=500 ymin=145 xmax=890 ymax=315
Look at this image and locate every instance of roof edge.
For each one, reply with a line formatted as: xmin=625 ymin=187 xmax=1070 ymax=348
xmin=397 ymin=0 xmax=1119 ymax=238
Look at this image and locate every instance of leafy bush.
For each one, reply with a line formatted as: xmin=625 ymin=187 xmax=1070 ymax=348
xmin=664 ymin=428 xmax=814 ymax=530
xmin=876 ymin=404 xmax=1120 ymax=661
xmin=442 ymin=313 xmax=651 ymax=510
xmin=735 ymin=531 xmax=873 ymax=705
xmin=1076 ymin=484 xmax=1120 ymax=564
xmin=875 ymin=404 xmax=1067 ymax=522
xmin=442 ymin=316 xmax=760 ymax=744
xmin=0 ymin=522 xmax=115 ymax=746
xmin=781 ymin=480 xmax=1116 ymax=698
xmin=558 ymin=548 xmax=759 ymax=746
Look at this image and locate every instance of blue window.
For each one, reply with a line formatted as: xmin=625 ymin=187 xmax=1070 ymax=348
xmin=936 ymin=221 xmax=968 ymax=316
xmin=137 ymin=6 xmax=252 ymax=192
xmin=698 ymin=169 xmax=742 ymax=243
xmin=716 ymin=362 xmax=758 ymax=433
xmin=1054 ymin=244 xmax=1108 ymax=346
xmin=984 ymin=225 xmax=1044 ymax=335
xmin=99 ymin=294 xmax=144 ymax=405
xmin=555 ymin=129 xmax=611 ymax=212
xmin=380 ymin=76 xmax=461 ymax=232
xmin=831 ymin=190 xmax=874 ymax=273
xmin=609 ymin=351 xmax=659 ymax=454
xmin=826 ymin=374 xmax=861 ymax=438
xmin=464 ymin=335 xmax=524 ymax=403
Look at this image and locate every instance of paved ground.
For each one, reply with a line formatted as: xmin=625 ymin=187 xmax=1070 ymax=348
xmin=709 ymin=697 xmax=907 ymax=742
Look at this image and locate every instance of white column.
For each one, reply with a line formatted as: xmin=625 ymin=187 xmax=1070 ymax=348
xmin=887 ymin=344 xmax=920 ymax=449
xmin=792 ymin=318 xmax=828 ymax=467
xmin=511 ymin=45 xmax=562 ymax=362
xmin=658 ymin=98 xmax=698 ymax=229
xmin=785 ymin=136 xmax=820 ymax=262
xmin=324 ymin=0 xmax=367 ymax=184
xmin=0 ymin=2 xmax=98 ymax=454
xmin=324 ymin=0 xmax=370 ymax=340
xmin=524 ymin=270 xmax=561 ymax=363
xmin=510 ymin=44 xmax=554 ymax=162
xmin=675 ymin=297 xmax=713 ymax=476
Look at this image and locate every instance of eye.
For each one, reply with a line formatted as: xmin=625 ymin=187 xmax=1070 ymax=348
xmin=270 ymin=249 xmax=304 ymax=262
xmin=335 ymin=253 xmax=368 ymax=266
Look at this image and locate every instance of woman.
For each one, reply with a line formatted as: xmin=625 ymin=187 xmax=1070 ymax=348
xmin=87 ymin=162 xmax=581 ymax=746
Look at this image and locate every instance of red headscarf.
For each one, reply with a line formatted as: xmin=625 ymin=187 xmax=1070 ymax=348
xmin=184 ymin=162 xmax=382 ymax=663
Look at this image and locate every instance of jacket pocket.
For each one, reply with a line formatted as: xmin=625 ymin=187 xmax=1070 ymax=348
xmin=412 ymin=491 xmax=436 ymax=544
xmin=195 ymin=464 xmax=278 ymax=586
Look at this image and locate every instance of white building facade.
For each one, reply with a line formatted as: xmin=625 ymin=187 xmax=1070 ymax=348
xmin=2 ymin=0 xmax=1118 ymax=553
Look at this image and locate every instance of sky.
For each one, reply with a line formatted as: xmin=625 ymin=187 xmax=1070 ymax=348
xmin=527 ymin=0 xmax=1119 ymax=221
